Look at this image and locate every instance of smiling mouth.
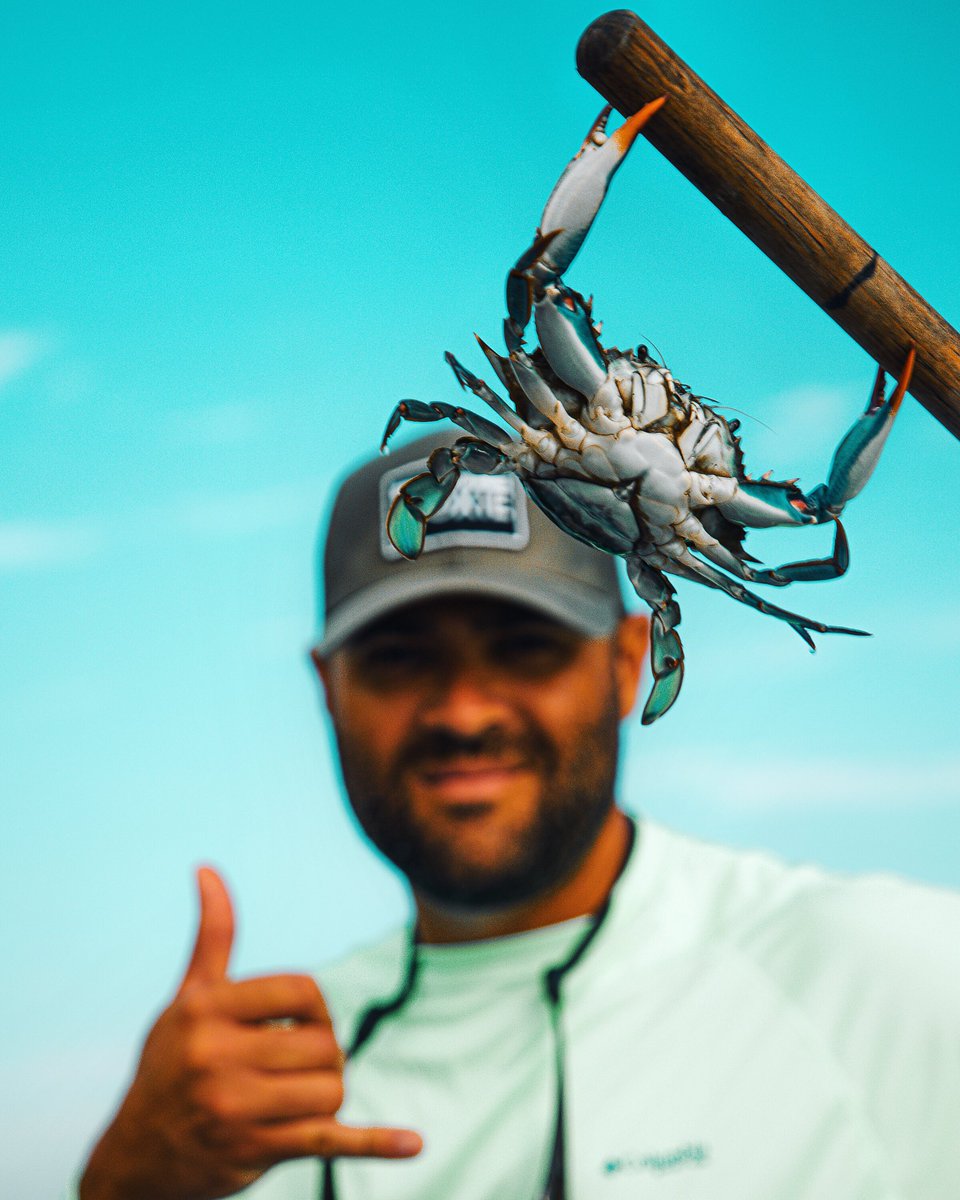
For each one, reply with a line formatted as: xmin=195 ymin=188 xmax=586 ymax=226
xmin=414 ymin=759 xmax=531 ymax=805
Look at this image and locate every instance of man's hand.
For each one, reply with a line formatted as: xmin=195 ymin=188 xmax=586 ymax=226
xmin=79 ymin=868 xmax=423 ymax=1200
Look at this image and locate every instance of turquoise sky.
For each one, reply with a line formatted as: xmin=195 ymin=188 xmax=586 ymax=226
xmin=2 ymin=3 xmax=958 ymax=1194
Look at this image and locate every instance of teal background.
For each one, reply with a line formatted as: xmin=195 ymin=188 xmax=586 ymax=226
xmin=1 ymin=2 xmax=957 ymax=1194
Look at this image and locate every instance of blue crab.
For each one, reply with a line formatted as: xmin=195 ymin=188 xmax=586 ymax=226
xmin=381 ymin=97 xmax=916 ymax=724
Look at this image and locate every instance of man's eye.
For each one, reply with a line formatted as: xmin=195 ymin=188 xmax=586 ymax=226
xmin=354 ymin=641 xmax=431 ymax=679
xmin=492 ymin=633 xmax=576 ymax=673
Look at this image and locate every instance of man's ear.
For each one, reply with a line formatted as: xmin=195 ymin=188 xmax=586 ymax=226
xmin=309 ymin=647 xmax=334 ymax=714
xmin=613 ymin=614 xmax=650 ymax=720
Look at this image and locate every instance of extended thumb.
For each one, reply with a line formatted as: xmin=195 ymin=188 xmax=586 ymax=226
xmin=178 ymin=864 xmax=235 ymax=991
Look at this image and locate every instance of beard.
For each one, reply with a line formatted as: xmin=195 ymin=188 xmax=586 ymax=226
xmin=332 ymin=690 xmax=621 ymax=909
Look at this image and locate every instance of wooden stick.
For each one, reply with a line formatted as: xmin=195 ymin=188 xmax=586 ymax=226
xmin=577 ymin=11 xmax=960 ymax=440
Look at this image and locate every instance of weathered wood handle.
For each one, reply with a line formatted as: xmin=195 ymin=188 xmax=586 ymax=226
xmin=577 ymin=10 xmax=960 ymax=440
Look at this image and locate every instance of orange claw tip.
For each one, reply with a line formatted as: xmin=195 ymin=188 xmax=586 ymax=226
xmin=890 ymin=342 xmax=917 ymax=414
xmin=612 ymin=95 xmax=668 ymax=152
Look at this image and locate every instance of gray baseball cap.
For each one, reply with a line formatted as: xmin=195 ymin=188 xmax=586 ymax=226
xmin=314 ymin=432 xmax=626 ymax=654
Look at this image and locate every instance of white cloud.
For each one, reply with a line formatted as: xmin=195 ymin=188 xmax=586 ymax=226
xmin=172 ymin=480 xmax=322 ymax=537
xmin=0 ymin=330 xmax=47 ymax=392
xmin=0 ymin=478 xmax=323 ymax=571
xmin=162 ymin=401 xmax=267 ymax=446
xmin=632 ymin=748 xmax=960 ymax=812
xmin=745 ymin=382 xmax=859 ymax=472
xmin=0 ymin=519 xmax=104 ymax=570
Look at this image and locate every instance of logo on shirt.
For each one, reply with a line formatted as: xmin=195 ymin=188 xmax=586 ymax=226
xmin=379 ymin=457 xmax=530 ymax=560
xmin=603 ymin=1142 xmax=709 ymax=1176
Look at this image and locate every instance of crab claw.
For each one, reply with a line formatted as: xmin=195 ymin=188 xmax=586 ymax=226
xmin=812 ymin=344 xmax=916 ymax=518
xmin=539 ymin=96 xmax=667 ymax=279
xmin=506 ymin=95 xmax=667 ymax=340
xmin=385 ymin=467 xmax=460 ymax=559
xmin=385 ymin=490 xmax=427 ymax=559
xmin=643 ymin=612 xmax=684 ymax=725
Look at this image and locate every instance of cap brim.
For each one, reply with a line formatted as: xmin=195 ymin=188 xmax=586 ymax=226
xmin=314 ymin=567 xmax=621 ymax=656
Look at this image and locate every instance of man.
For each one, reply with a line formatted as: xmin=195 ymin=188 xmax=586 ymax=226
xmin=76 ymin=434 xmax=960 ymax=1200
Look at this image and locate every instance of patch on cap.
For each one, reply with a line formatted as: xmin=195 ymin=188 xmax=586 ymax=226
xmin=379 ymin=457 xmax=531 ymax=560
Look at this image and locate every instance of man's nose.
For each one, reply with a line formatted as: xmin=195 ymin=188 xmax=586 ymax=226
xmin=420 ymin=660 xmax=511 ymax=736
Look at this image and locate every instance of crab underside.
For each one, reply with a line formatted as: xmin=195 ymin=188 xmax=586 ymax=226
xmin=381 ymin=98 xmax=915 ymax=723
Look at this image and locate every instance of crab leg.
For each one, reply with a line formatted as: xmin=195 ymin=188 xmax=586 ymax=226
xmin=688 ymin=515 xmax=851 ymax=588
xmin=475 ymin=336 xmax=582 ymax=432
xmin=499 ymin=346 xmax=592 ymax=448
xmin=746 ymin=519 xmax=850 ymax=586
xmin=625 ymin=558 xmax=685 ymax=724
xmin=443 ymin=354 xmax=532 ymax=437
xmin=381 ymin=398 xmax=509 ymax=452
xmin=385 ymin=434 xmax=519 ymax=560
xmin=661 ymin=540 xmax=868 ymax=646
xmin=446 ymin=353 xmax=572 ymax=466
xmin=380 ymin=398 xmax=514 ymax=558
xmin=504 ymin=230 xmax=563 ymax=352
xmin=472 ymin=336 xmax=555 ymax=421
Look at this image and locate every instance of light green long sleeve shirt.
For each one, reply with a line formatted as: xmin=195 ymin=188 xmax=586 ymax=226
xmin=70 ymin=818 xmax=960 ymax=1199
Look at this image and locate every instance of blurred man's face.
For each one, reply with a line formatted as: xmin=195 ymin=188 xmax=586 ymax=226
xmin=317 ymin=596 xmax=645 ymax=909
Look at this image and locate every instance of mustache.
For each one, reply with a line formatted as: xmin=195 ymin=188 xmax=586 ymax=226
xmin=394 ymin=723 xmax=557 ymax=775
